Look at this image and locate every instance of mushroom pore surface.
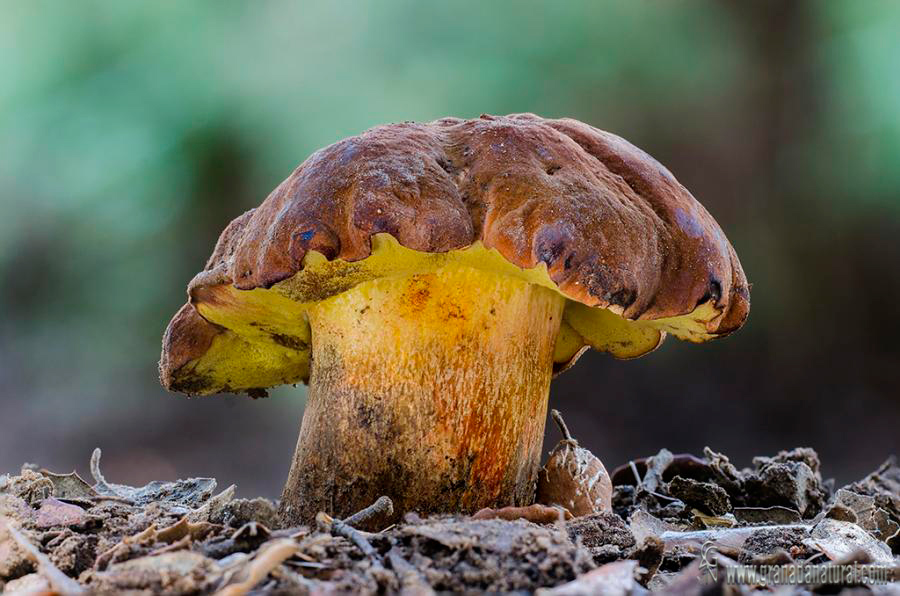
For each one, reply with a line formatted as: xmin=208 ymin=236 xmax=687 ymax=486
xmin=164 ymin=234 xmax=720 ymax=397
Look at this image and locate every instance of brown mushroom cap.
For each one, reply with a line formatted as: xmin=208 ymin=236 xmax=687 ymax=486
xmin=161 ymin=113 xmax=749 ymax=395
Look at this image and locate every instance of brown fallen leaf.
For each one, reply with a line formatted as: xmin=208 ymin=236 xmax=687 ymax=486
xmin=157 ymin=515 xmax=220 ymax=543
xmin=93 ymin=523 xmax=159 ymax=570
xmin=34 ymin=497 xmax=92 ymax=529
xmin=472 ymin=503 xmax=572 ymax=523
xmin=690 ymin=509 xmax=736 ymax=529
xmin=39 ymin=469 xmax=99 ymax=501
xmin=148 ymin=534 xmax=192 ymax=556
xmin=85 ymin=551 xmax=218 ymax=594
xmin=90 ymin=447 xmax=217 ymax=507
xmin=215 ymin=538 xmax=300 ymax=596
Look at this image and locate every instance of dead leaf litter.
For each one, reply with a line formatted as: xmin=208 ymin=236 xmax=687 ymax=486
xmin=1 ymin=446 xmax=897 ymax=594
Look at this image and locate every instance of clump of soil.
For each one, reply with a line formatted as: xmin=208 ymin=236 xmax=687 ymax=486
xmin=1 ymin=447 xmax=897 ymax=594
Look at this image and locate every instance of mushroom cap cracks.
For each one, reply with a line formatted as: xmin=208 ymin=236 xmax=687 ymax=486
xmin=160 ymin=113 xmax=750 ymax=396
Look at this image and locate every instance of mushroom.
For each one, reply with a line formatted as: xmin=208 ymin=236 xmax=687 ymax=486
xmin=159 ymin=114 xmax=750 ymax=526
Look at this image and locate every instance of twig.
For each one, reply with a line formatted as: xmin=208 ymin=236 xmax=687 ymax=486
xmin=5 ymin=522 xmax=85 ymax=594
xmin=647 ymin=490 xmax=683 ymax=503
xmin=550 ymin=409 xmax=574 ymax=441
xmin=316 ymin=512 xmax=376 ymax=557
xmin=629 ymin=460 xmax=643 ymax=488
xmin=344 ymin=495 xmax=393 ymax=528
xmin=629 ymin=459 xmax=681 ymax=503
xmin=90 ymin=494 xmax=135 ymax=504
xmin=315 ymin=496 xmax=394 ymax=558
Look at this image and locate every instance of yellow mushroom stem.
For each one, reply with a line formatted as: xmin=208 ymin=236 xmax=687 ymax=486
xmin=278 ymin=264 xmax=566 ymax=525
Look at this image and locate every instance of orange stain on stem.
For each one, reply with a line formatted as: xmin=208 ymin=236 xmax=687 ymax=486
xmin=279 ymin=264 xmax=564 ymax=523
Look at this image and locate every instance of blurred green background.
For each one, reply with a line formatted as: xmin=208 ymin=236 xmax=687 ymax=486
xmin=1 ymin=1 xmax=897 ymax=496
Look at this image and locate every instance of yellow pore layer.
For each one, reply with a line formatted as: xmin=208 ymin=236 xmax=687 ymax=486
xmin=180 ymin=233 xmax=720 ymax=394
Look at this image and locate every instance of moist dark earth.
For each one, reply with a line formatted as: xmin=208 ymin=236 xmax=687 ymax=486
xmin=1 ymin=447 xmax=897 ymax=594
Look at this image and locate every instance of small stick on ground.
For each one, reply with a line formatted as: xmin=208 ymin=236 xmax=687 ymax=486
xmin=629 ymin=460 xmax=643 ymax=489
xmin=344 ymin=495 xmax=394 ymax=528
xmin=316 ymin=512 xmax=376 ymax=557
xmin=316 ymin=496 xmax=393 ymax=558
xmin=629 ymin=459 xmax=682 ymax=503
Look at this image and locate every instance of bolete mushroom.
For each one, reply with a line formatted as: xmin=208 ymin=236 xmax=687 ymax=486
xmin=159 ymin=114 xmax=749 ymax=526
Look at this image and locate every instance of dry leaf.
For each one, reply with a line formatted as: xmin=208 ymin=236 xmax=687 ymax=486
xmin=215 ymin=539 xmax=299 ymax=596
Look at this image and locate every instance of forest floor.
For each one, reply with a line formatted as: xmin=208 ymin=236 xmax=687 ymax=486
xmin=1 ymin=446 xmax=898 ymax=594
